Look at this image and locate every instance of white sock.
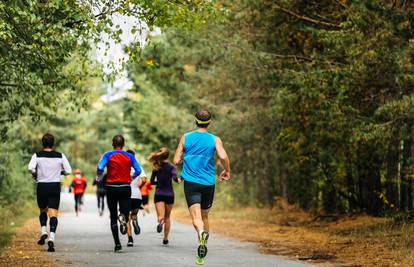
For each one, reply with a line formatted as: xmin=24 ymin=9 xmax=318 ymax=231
xmin=41 ymin=226 xmax=47 ymax=235
xmin=49 ymin=232 xmax=55 ymax=242
xmin=198 ymin=230 xmax=204 ymax=238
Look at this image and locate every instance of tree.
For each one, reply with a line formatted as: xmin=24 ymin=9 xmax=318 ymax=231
xmin=124 ymin=0 xmax=414 ymax=214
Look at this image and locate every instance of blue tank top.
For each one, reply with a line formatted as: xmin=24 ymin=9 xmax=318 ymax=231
xmin=181 ymin=131 xmax=216 ymax=186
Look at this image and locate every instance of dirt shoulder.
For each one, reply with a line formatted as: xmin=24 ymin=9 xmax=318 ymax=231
xmin=172 ymin=203 xmax=414 ymax=267
xmin=0 ymin=218 xmax=57 ymax=267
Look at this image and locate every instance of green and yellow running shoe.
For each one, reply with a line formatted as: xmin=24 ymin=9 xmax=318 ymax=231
xmin=197 ymin=231 xmax=209 ymax=260
xmin=199 ymin=231 xmax=209 ymax=246
xmin=195 ymin=256 xmax=205 ymax=265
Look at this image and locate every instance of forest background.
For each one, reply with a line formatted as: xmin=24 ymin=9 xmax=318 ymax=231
xmin=1 ymin=1 xmax=414 ymax=265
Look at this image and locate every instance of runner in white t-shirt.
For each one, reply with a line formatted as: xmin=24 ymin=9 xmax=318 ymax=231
xmin=126 ymin=149 xmax=146 ymax=247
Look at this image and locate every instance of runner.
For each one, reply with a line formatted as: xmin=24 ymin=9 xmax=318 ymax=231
xmin=93 ymin=173 xmax=106 ymax=216
xmin=126 ymin=149 xmax=146 ymax=247
xmin=148 ymin=147 xmax=178 ymax=245
xmin=138 ymin=175 xmax=153 ymax=214
xmin=173 ymin=110 xmax=231 ymax=265
xmin=70 ymin=169 xmax=87 ymax=217
xmin=95 ymin=135 xmax=142 ymax=252
xmin=28 ymin=133 xmax=72 ymax=252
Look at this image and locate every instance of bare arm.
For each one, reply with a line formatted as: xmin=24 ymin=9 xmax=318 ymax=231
xmin=173 ymin=135 xmax=184 ymax=165
xmin=215 ymin=137 xmax=231 ymax=181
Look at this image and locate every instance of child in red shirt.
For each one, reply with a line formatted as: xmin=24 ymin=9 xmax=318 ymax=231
xmin=138 ymin=177 xmax=153 ymax=214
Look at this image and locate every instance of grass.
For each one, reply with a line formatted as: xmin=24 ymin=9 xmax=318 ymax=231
xmin=172 ymin=197 xmax=414 ymax=267
xmin=0 ymin=201 xmax=37 ymax=254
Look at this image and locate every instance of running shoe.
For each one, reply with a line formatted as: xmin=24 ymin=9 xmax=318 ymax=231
xmin=132 ymin=218 xmax=141 ymax=235
xmin=118 ymin=214 xmax=128 ymax=235
xmin=37 ymin=233 xmax=48 ymax=245
xmin=114 ymin=244 xmax=123 ymax=253
xmin=197 ymin=231 xmax=209 ymax=259
xmin=199 ymin=231 xmax=209 ymax=245
xmin=156 ymin=219 xmax=164 ymax=233
xmin=197 ymin=244 xmax=208 ymax=260
xmin=47 ymin=240 xmax=55 ymax=252
xmin=163 ymin=239 xmax=169 ymax=245
xmin=195 ymin=256 xmax=205 ymax=265
xmin=127 ymin=236 xmax=133 ymax=247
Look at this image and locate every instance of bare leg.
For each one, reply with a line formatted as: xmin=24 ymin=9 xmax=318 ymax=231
xmin=201 ymin=209 xmax=210 ymax=232
xmin=127 ymin=213 xmax=132 ymax=237
xmin=188 ymin=204 xmax=204 ymax=233
xmin=130 ymin=209 xmax=138 ymax=220
xmin=164 ymin=204 xmax=173 ymax=241
xmin=155 ymin=202 xmax=165 ymax=223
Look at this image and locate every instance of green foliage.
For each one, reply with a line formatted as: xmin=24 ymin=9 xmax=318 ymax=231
xmin=3 ymin=0 xmax=414 ymax=226
xmin=0 ymin=0 xmax=219 ymax=138
xmin=124 ymin=0 xmax=414 ymax=214
xmin=0 ymin=0 xmax=218 ymax=225
xmin=0 ymin=1 xmax=98 ymax=136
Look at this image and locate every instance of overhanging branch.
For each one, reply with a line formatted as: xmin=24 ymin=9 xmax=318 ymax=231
xmin=274 ymin=4 xmax=342 ymax=29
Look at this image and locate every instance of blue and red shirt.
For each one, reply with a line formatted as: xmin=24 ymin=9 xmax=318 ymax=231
xmin=97 ymin=148 xmax=142 ymax=184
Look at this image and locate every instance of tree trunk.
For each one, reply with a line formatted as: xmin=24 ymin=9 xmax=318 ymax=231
xmin=401 ymin=123 xmax=412 ymax=211
xmin=408 ymin=124 xmax=413 ymax=211
xmin=279 ymin=163 xmax=289 ymax=202
xmin=344 ymin=152 xmax=358 ymax=211
xmin=386 ymin=140 xmax=399 ymax=210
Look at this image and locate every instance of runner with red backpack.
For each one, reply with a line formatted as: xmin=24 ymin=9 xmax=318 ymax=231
xmin=70 ymin=169 xmax=87 ymax=217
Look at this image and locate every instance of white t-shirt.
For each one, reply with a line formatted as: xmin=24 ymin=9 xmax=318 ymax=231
xmin=131 ymin=168 xmax=146 ymax=199
xmin=28 ymin=151 xmax=72 ymax=183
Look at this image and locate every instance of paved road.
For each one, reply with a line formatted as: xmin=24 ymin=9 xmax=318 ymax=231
xmin=53 ymin=193 xmax=315 ymax=267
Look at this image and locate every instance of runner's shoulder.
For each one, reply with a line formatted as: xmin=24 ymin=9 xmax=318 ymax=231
xmin=184 ymin=131 xmax=216 ymax=138
xmin=101 ymin=149 xmax=122 ymax=158
xmin=36 ymin=150 xmax=63 ymax=158
xmin=165 ymin=162 xmax=176 ymax=170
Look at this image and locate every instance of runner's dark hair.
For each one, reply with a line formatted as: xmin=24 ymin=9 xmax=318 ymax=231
xmin=112 ymin=135 xmax=125 ymax=148
xmin=42 ymin=133 xmax=54 ymax=148
xmin=195 ymin=109 xmax=211 ymax=128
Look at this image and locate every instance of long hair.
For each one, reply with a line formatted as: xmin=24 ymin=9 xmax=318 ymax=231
xmin=148 ymin=147 xmax=169 ymax=170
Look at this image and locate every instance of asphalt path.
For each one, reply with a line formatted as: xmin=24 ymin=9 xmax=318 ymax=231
xmin=52 ymin=193 xmax=316 ymax=267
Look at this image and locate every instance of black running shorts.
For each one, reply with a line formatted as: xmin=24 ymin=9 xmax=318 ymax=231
xmin=142 ymin=195 xmax=149 ymax=205
xmin=154 ymin=194 xmax=174 ymax=205
xmin=36 ymin=182 xmax=61 ymax=209
xmin=131 ymin=198 xmax=142 ymax=210
xmin=184 ymin=180 xmax=215 ymax=210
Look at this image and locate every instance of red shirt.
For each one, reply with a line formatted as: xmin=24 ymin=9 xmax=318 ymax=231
xmin=72 ymin=176 xmax=87 ymax=194
xmin=97 ymin=149 xmax=142 ymax=184
xmin=139 ymin=180 xmax=153 ymax=196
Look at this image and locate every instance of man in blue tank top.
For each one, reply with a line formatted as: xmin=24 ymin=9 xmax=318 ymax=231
xmin=174 ymin=109 xmax=231 ymax=265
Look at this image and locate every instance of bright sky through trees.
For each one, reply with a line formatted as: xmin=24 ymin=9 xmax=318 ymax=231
xmin=95 ymin=11 xmax=160 ymax=103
